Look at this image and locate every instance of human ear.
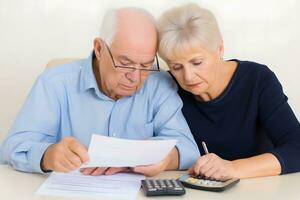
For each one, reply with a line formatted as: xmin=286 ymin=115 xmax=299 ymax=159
xmin=218 ymin=40 xmax=224 ymax=60
xmin=93 ymin=38 xmax=103 ymax=59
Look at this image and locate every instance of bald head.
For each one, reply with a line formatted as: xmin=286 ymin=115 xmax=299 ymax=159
xmin=99 ymin=7 xmax=158 ymax=52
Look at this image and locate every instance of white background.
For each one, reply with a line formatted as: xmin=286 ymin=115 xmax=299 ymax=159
xmin=0 ymin=0 xmax=299 ymax=142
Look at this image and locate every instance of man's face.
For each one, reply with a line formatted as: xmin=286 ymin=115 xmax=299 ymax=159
xmin=94 ymin=36 xmax=157 ymax=100
xmin=93 ymin=10 xmax=158 ymax=100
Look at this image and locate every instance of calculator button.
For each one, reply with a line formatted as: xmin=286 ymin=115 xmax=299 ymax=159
xmin=208 ymin=181 xmax=215 ymax=186
xmin=209 ymin=181 xmax=217 ymax=185
xmin=202 ymin=180 xmax=210 ymax=185
xmin=166 ymin=180 xmax=172 ymax=187
xmin=188 ymin=178 xmax=198 ymax=184
xmin=159 ymin=180 xmax=166 ymax=187
xmin=215 ymin=181 xmax=223 ymax=186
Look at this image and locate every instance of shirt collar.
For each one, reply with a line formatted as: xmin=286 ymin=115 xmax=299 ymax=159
xmin=79 ymin=51 xmax=98 ymax=92
xmin=79 ymin=51 xmax=114 ymax=101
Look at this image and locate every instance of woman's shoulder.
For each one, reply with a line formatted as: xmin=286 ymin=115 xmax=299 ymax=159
xmin=233 ymin=59 xmax=272 ymax=74
xmin=232 ymin=59 xmax=278 ymax=86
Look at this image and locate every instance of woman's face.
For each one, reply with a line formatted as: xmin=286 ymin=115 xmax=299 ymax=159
xmin=167 ymin=44 xmax=222 ymax=96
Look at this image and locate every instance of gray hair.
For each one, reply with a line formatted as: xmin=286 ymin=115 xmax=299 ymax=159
xmin=99 ymin=7 xmax=157 ymax=46
xmin=157 ymin=3 xmax=222 ymax=61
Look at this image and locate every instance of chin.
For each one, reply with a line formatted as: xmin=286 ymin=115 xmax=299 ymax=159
xmin=191 ymin=90 xmax=202 ymax=96
xmin=182 ymin=86 xmax=198 ymax=94
xmin=118 ymin=90 xmax=136 ymax=97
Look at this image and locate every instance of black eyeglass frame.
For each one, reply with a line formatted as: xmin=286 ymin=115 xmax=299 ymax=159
xmin=104 ymin=43 xmax=160 ymax=72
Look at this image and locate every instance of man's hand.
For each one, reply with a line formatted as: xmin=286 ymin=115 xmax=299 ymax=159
xmin=132 ymin=147 xmax=179 ymax=177
xmin=80 ymin=167 xmax=131 ymax=176
xmin=41 ymin=136 xmax=89 ymax=172
xmin=132 ymin=160 xmax=168 ymax=177
xmin=188 ymin=153 xmax=237 ymax=181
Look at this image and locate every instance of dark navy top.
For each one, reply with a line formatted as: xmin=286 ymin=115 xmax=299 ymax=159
xmin=172 ymin=60 xmax=300 ymax=174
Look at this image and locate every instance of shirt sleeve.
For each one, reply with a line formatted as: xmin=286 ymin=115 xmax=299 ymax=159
xmin=0 ymin=74 xmax=60 ymax=173
xmin=148 ymin=72 xmax=200 ymax=170
xmin=258 ymin=68 xmax=300 ymax=174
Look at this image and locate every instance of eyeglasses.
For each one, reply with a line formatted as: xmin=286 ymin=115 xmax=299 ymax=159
xmin=104 ymin=43 xmax=160 ymax=73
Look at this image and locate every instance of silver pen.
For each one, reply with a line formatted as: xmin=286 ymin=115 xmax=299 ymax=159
xmin=201 ymin=141 xmax=209 ymax=154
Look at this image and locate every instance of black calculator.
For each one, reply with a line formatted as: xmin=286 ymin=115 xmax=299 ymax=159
xmin=141 ymin=179 xmax=186 ymax=196
xmin=178 ymin=174 xmax=240 ymax=192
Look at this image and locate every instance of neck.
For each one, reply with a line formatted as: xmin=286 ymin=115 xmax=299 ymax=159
xmin=196 ymin=61 xmax=237 ymax=102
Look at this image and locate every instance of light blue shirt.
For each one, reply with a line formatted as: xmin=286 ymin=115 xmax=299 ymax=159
xmin=0 ymin=52 xmax=200 ymax=173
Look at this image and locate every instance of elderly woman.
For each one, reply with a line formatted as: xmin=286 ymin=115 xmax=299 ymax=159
xmin=157 ymin=3 xmax=300 ymax=180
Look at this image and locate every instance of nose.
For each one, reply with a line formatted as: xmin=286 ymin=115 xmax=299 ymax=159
xmin=183 ymin=67 xmax=194 ymax=83
xmin=126 ymin=69 xmax=141 ymax=83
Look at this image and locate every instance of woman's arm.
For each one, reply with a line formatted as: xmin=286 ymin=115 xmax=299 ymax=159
xmin=232 ymin=153 xmax=281 ymax=178
xmin=257 ymin=68 xmax=300 ymax=174
xmin=189 ymin=152 xmax=281 ymax=180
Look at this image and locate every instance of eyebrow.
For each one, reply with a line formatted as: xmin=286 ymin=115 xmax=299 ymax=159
xmin=189 ymin=58 xmax=203 ymax=63
xmin=117 ymin=55 xmax=154 ymax=65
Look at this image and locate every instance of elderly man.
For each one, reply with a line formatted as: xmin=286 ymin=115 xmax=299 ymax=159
xmin=0 ymin=8 xmax=199 ymax=176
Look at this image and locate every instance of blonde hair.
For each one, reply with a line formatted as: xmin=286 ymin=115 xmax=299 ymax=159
xmin=158 ymin=3 xmax=222 ymax=61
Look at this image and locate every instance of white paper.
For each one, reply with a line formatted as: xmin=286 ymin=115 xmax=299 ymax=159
xmin=36 ymin=170 xmax=145 ymax=200
xmin=81 ymin=134 xmax=177 ymax=168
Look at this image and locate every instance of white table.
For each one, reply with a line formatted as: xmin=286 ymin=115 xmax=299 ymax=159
xmin=1 ymin=165 xmax=300 ymax=200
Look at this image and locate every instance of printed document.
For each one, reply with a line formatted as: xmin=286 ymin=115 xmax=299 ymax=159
xmin=36 ymin=170 xmax=145 ymax=200
xmin=81 ymin=134 xmax=177 ymax=168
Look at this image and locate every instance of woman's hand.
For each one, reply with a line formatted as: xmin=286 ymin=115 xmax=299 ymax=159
xmin=188 ymin=153 xmax=237 ymax=181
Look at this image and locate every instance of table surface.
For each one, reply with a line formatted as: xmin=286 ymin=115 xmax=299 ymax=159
xmin=1 ymin=165 xmax=300 ymax=200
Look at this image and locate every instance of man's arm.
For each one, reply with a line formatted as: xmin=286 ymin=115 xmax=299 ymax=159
xmin=0 ymin=74 xmax=60 ymax=173
xmin=133 ymin=72 xmax=200 ymax=176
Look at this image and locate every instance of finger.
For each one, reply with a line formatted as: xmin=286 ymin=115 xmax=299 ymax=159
xmin=193 ymin=156 xmax=210 ymax=175
xmin=81 ymin=167 xmax=97 ymax=175
xmin=56 ymin=164 xmax=72 ymax=173
xmin=213 ymin=170 xmax=232 ymax=181
xmin=210 ymin=171 xmax=226 ymax=181
xmin=59 ymin=154 xmax=78 ymax=171
xmin=188 ymin=165 xmax=195 ymax=174
xmin=203 ymin=165 xmax=219 ymax=178
xmin=104 ymin=167 xmax=126 ymax=175
xmin=51 ymin=158 xmax=71 ymax=173
xmin=91 ymin=167 xmax=109 ymax=176
xmin=199 ymin=157 xmax=215 ymax=175
xmin=66 ymin=149 xmax=82 ymax=168
xmin=56 ymin=159 xmax=75 ymax=173
xmin=68 ymin=139 xmax=89 ymax=163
